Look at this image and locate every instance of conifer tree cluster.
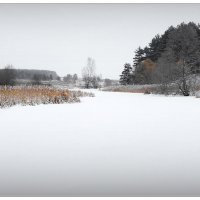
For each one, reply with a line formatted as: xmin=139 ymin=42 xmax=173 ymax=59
xmin=119 ymin=22 xmax=200 ymax=92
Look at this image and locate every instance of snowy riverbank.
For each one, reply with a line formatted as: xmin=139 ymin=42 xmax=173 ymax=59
xmin=0 ymin=90 xmax=200 ymax=196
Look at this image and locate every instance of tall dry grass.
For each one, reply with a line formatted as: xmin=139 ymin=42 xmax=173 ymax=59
xmin=0 ymin=86 xmax=94 ymax=108
xmin=102 ymin=85 xmax=157 ymax=94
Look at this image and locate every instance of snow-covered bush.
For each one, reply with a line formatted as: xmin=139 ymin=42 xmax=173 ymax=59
xmin=0 ymin=86 xmax=94 ymax=108
xmin=195 ymin=91 xmax=200 ymax=98
xmin=71 ymin=90 xmax=95 ymax=98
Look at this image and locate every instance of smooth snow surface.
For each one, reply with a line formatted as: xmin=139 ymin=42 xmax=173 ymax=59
xmin=0 ymin=90 xmax=200 ymax=196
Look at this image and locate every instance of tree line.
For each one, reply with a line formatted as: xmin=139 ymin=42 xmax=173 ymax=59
xmin=120 ymin=22 xmax=200 ymax=96
xmin=0 ymin=66 xmax=59 ymax=86
xmin=63 ymin=74 xmax=78 ymax=84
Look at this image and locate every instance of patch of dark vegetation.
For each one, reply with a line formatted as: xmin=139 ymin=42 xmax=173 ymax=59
xmin=119 ymin=22 xmax=200 ymax=96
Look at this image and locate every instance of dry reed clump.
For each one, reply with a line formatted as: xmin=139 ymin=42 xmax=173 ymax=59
xmin=102 ymin=85 xmax=156 ymax=94
xmin=0 ymin=86 xmax=94 ymax=108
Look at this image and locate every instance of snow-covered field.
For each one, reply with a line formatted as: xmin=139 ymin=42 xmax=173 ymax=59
xmin=0 ymin=90 xmax=200 ymax=196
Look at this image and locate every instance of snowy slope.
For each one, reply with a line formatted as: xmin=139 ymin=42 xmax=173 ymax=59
xmin=0 ymin=90 xmax=200 ymax=196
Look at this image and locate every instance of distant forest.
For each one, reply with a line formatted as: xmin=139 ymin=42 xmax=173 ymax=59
xmin=120 ymin=22 xmax=200 ymax=96
xmin=0 ymin=68 xmax=59 ymax=86
xmin=15 ymin=69 xmax=59 ymax=80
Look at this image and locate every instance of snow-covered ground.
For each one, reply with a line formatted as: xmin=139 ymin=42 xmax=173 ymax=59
xmin=0 ymin=90 xmax=200 ymax=196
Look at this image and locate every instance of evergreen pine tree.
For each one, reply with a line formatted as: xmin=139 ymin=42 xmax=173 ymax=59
xmin=133 ymin=47 xmax=145 ymax=67
xmin=148 ymin=34 xmax=162 ymax=62
xmin=119 ymin=63 xmax=133 ymax=85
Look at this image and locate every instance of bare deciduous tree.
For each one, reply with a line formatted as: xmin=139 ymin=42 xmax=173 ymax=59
xmin=82 ymin=57 xmax=96 ymax=88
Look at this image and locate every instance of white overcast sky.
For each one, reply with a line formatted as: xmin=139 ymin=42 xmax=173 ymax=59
xmin=0 ymin=4 xmax=200 ymax=79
